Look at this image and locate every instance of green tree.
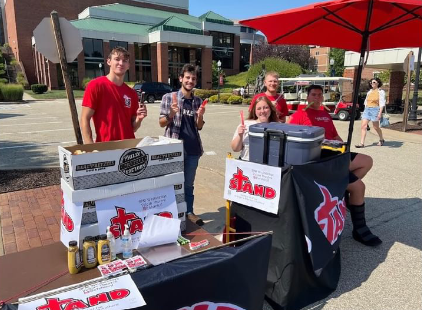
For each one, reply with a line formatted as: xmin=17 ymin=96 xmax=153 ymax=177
xmin=246 ymin=57 xmax=302 ymax=84
xmin=328 ymin=48 xmax=345 ymax=76
xmin=212 ymin=61 xmax=226 ymax=88
xmin=377 ymin=70 xmax=391 ymax=84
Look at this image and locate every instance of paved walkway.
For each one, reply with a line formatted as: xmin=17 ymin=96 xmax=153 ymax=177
xmin=0 ymin=185 xmax=61 ymax=255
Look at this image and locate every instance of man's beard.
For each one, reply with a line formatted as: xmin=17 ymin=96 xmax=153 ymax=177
xmin=181 ymin=83 xmax=193 ymax=92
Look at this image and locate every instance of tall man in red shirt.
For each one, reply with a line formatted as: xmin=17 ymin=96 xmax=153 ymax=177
xmin=250 ymin=71 xmax=289 ymax=122
xmin=81 ymin=47 xmax=147 ymax=143
xmin=289 ymin=85 xmax=381 ymax=246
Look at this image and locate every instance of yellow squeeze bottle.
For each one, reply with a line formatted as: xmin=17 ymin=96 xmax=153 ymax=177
xmin=97 ymin=234 xmax=111 ymax=265
xmin=68 ymin=240 xmax=82 ymax=274
xmin=83 ymin=236 xmax=97 ymax=268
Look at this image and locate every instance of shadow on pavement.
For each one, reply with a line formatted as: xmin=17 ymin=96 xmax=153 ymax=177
xmin=0 ymin=113 xmax=24 ymax=119
xmin=0 ymin=140 xmax=60 ymax=168
xmin=362 ymin=140 xmax=404 ymax=148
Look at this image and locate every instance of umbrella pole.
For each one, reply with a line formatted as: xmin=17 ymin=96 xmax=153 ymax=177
xmin=346 ymin=0 xmax=374 ymax=152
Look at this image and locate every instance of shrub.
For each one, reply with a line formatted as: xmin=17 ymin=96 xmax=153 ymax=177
xmin=242 ymin=98 xmax=252 ymax=105
xmin=0 ymin=78 xmax=7 ymax=84
xmin=208 ymin=93 xmax=232 ymax=103
xmin=0 ymin=84 xmax=23 ymax=101
xmin=209 ymin=95 xmax=218 ymax=103
xmin=17 ymin=72 xmax=29 ymax=88
xmin=219 ymin=93 xmax=232 ymax=104
xmin=31 ymin=84 xmax=48 ymax=94
xmin=194 ymin=89 xmax=218 ymax=99
xmin=227 ymin=95 xmax=242 ymax=104
xmin=82 ymin=77 xmax=93 ymax=90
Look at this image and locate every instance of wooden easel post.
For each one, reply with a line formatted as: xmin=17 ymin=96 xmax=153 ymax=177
xmin=50 ymin=11 xmax=83 ymax=144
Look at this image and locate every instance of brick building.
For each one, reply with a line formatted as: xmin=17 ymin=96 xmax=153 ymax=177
xmin=2 ymin=0 xmax=252 ymax=89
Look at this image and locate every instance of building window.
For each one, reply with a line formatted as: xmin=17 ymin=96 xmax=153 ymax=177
xmin=316 ymin=51 xmax=320 ymax=56
xmin=109 ymin=40 xmax=128 ymax=51
xmin=168 ymin=46 xmax=202 ymax=88
xmin=209 ymin=31 xmax=234 ymax=69
xmin=134 ymin=43 xmax=152 ymax=82
xmin=239 ymin=43 xmax=251 ymax=72
xmin=83 ymin=38 xmax=103 ymax=58
xmin=240 ymin=26 xmax=247 ymax=33
xmin=248 ymin=28 xmax=255 ymax=33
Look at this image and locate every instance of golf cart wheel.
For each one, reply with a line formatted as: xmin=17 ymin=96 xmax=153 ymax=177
xmin=147 ymin=95 xmax=155 ymax=103
xmin=338 ymin=110 xmax=349 ymax=121
xmin=355 ymin=111 xmax=361 ymax=120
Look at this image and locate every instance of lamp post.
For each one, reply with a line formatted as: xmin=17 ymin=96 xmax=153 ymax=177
xmin=217 ymin=60 xmax=222 ymax=103
xmin=98 ymin=63 xmax=103 ymax=76
xmin=330 ymin=58 xmax=335 ymax=77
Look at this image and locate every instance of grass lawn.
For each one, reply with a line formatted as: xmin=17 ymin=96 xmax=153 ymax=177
xmin=221 ymin=72 xmax=248 ymax=93
xmin=25 ymin=89 xmax=85 ymax=99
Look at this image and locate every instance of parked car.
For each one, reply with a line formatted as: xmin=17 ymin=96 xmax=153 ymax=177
xmin=133 ymin=82 xmax=175 ymax=103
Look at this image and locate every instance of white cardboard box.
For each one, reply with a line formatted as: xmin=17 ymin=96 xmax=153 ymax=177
xmin=59 ymin=138 xmax=184 ymax=190
xmin=61 ymin=172 xmax=186 ymax=225
xmin=60 ymin=172 xmax=187 ymax=248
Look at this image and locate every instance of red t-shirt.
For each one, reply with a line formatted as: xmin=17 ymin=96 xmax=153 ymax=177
xmin=82 ymin=76 xmax=139 ymax=142
xmin=250 ymin=93 xmax=289 ymax=121
xmin=289 ymin=108 xmax=339 ymax=140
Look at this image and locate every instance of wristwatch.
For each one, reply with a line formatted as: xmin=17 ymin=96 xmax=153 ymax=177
xmin=165 ymin=114 xmax=173 ymax=122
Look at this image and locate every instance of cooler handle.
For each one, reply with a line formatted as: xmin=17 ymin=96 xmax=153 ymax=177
xmin=263 ymin=129 xmax=287 ymax=167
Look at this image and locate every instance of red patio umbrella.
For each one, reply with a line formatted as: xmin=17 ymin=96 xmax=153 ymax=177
xmin=240 ymin=0 xmax=422 ymax=150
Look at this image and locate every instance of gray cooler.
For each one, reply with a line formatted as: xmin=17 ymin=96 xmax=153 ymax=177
xmin=249 ymin=123 xmax=325 ymax=166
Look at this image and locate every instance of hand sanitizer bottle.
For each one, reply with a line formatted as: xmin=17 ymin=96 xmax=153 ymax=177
xmin=106 ymin=226 xmax=116 ymax=261
xmin=122 ymin=224 xmax=133 ymax=259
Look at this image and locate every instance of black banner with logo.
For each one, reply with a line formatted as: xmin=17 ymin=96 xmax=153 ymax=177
xmin=232 ymin=153 xmax=350 ymax=310
xmin=3 ymin=235 xmax=272 ymax=310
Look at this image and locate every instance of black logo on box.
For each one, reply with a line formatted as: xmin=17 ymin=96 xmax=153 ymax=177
xmin=119 ymin=148 xmax=149 ymax=176
xmin=76 ymin=161 xmax=115 ymax=171
xmin=151 ymin=152 xmax=182 ymax=161
xmin=63 ymin=154 xmax=70 ymax=182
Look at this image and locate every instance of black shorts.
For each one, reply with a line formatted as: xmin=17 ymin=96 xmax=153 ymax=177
xmin=349 ymin=152 xmax=359 ymax=183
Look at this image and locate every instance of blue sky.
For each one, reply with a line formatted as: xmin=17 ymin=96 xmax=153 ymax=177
xmin=189 ymin=0 xmax=316 ymax=20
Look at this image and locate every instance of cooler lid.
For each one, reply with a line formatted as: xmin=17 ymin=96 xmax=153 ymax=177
xmin=249 ymin=122 xmax=325 ymax=140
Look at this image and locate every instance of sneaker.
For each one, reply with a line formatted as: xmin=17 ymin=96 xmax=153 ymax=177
xmin=187 ymin=213 xmax=204 ymax=226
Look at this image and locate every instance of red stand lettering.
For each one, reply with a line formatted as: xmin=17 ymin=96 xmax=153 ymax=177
xmin=254 ymin=184 xmax=264 ymax=197
xmin=242 ymin=182 xmax=253 ymax=194
xmin=264 ymin=187 xmax=276 ymax=199
xmin=109 ymin=289 xmax=130 ymax=301
xmin=129 ymin=219 xmax=144 ymax=234
xmin=63 ymin=300 xmax=88 ymax=310
xmin=87 ymin=292 xmax=109 ymax=306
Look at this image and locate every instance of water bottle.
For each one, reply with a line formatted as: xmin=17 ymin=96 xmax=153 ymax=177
xmin=106 ymin=226 xmax=116 ymax=261
xmin=121 ymin=224 xmax=133 ymax=259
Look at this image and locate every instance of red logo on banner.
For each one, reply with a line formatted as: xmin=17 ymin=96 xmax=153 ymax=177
xmin=229 ymin=168 xmax=276 ymax=199
xmin=314 ymin=182 xmax=347 ymax=245
xmin=109 ymin=207 xmax=143 ymax=238
xmin=108 ymin=207 xmax=174 ymax=238
xmin=60 ymin=206 xmax=74 ymax=232
xmin=36 ymin=289 xmax=130 ymax=310
xmin=178 ymin=302 xmax=245 ymax=310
